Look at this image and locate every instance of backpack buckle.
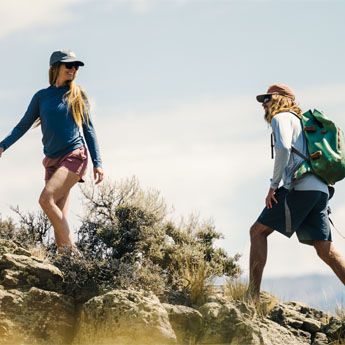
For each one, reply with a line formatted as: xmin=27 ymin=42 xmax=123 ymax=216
xmin=310 ymin=151 xmax=322 ymax=160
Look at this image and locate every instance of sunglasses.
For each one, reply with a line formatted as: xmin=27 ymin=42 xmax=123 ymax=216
xmin=63 ymin=62 xmax=80 ymax=70
xmin=263 ymin=95 xmax=272 ymax=104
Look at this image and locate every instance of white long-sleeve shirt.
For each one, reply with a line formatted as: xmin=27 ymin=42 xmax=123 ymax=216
xmin=270 ymin=111 xmax=328 ymax=194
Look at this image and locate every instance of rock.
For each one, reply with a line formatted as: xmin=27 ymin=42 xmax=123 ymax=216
xmin=0 ymin=287 xmax=75 ymax=345
xmin=323 ymin=316 xmax=345 ymax=341
xmin=260 ymin=319 xmax=311 ymax=345
xmin=0 ymin=239 xmax=31 ymax=257
xmin=73 ymin=289 xmax=177 ymax=345
xmin=198 ymin=299 xmax=306 ymax=345
xmin=312 ymin=332 xmax=329 ymax=345
xmin=163 ymin=303 xmax=202 ymax=344
xmin=303 ymin=318 xmax=322 ymax=333
xmin=0 ymin=253 xmax=63 ymax=292
xmin=0 ymin=239 xmax=75 ymax=345
xmin=269 ymin=302 xmax=327 ymax=332
xmin=288 ymin=328 xmax=312 ymax=344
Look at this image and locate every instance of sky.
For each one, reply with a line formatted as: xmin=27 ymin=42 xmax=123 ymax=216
xmin=1 ymin=0 xmax=345 ymax=285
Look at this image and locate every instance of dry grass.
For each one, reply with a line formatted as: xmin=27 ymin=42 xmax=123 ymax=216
xmin=223 ymin=278 xmax=248 ymax=301
xmin=223 ymin=278 xmax=279 ymax=317
xmin=28 ymin=245 xmax=50 ymax=263
xmin=335 ymin=304 xmax=345 ymax=321
xmin=185 ymin=262 xmax=210 ymax=306
xmin=333 ymin=304 xmax=345 ymax=345
xmin=175 ymin=255 xmax=215 ymax=306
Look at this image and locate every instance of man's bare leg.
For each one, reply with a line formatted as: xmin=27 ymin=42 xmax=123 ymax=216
xmin=314 ymin=240 xmax=345 ymax=285
xmin=249 ymin=221 xmax=274 ymax=300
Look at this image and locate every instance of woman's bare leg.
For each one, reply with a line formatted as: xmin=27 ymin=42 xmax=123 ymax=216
xmin=39 ymin=167 xmax=79 ymax=253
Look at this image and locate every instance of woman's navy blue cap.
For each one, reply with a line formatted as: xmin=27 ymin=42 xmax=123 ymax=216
xmin=49 ymin=50 xmax=84 ymax=66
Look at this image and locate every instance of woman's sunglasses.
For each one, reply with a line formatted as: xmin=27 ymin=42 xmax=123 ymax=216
xmin=263 ymin=95 xmax=272 ymax=104
xmin=63 ymin=62 xmax=80 ymax=70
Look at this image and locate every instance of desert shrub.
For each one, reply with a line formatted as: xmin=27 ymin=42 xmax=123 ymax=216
xmin=162 ymin=216 xmax=241 ymax=305
xmin=0 ymin=215 xmax=17 ymax=241
xmin=0 ymin=176 xmax=241 ymax=306
xmin=0 ymin=209 xmax=53 ymax=250
xmin=75 ymin=177 xmax=240 ymax=305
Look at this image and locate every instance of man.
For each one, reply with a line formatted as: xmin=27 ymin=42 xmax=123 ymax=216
xmin=249 ymin=83 xmax=345 ymax=300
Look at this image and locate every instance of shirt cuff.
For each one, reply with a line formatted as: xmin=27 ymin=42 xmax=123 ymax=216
xmin=270 ymin=181 xmax=279 ymax=190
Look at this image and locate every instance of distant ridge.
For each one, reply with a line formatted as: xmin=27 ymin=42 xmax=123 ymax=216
xmin=261 ymin=274 xmax=345 ymax=313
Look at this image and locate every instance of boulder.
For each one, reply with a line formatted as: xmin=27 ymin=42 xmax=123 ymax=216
xmin=163 ymin=303 xmax=203 ymax=344
xmin=0 ymin=287 xmax=75 ymax=345
xmin=0 ymin=253 xmax=63 ymax=292
xmin=0 ymin=239 xmax=74 ymax=345
xmin=198 ymin=299 xmax=306 ymax=345
xmin=72 ymin=289 xmax=177 ymax=345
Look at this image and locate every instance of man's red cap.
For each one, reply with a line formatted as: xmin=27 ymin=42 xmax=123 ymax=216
xmin=256 ymin=84 xmax=295 ymax=103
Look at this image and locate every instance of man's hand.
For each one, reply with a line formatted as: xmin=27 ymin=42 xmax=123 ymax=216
xmin=0 ymin=147 xmax=3 ymax=158
xmin=265 ymin=187 xmax=278 ymax=209
xmin=93 ymin=167 xmax=104 ymax=185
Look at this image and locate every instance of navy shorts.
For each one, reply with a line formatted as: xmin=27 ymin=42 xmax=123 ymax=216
xmin=257 ymin=187 xmax=331 ymax=246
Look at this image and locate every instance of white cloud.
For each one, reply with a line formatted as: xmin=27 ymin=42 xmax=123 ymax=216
xmin=0 ymin=0 xmax=83 ymax=39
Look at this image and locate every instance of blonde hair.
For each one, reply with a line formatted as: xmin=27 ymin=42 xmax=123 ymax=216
xmin=34 ymin=62 xmax=89 ymax=127
xmin=265 ymin=94 xmax=302 ymax=124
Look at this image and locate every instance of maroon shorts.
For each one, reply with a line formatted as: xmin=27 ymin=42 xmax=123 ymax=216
xmin=43 ymin=146 xmax=88 ymax=182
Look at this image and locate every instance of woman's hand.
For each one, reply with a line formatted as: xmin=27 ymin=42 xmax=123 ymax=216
xmin=93 ymin=167 xmax=104 ymax=184
xmin=0 ymin=147 xmax=3 ymax=158
xmin=265 ymin=187 xmax=278 ymax=209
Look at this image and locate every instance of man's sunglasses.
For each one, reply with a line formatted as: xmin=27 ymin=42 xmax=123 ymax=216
xmin=63 ymin=62 xmax=80 ymax=70
xmin=263 ymin=95 xmax=272 ymax=104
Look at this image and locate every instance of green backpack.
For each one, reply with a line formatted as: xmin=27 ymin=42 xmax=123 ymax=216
xmin=293 ymin=109 xmax=345 ymax=185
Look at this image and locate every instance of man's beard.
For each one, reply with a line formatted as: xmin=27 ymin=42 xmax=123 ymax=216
xmin=264 ymin=108 xmax=270 ymax=122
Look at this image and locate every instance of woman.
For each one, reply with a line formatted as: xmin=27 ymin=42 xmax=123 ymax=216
xmin=0 ymin=49 xmax=104 ymax=253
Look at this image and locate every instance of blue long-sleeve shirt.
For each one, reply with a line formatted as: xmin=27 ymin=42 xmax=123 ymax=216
xmin=0 ymin=85 xmax=102 ymax=167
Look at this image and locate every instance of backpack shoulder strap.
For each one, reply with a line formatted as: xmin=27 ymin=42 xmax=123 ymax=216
xmin=287 ymin=111 xmax=310 ymax=161
xmin=291 ymin=146 xmax=309 ymax=162
xmin=289 ymin=110 xmax=299 ymax=118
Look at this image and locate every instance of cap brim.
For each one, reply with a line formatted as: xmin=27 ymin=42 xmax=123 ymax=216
xmin=256 ymin=93 xmax=271 ymax=103
xmin=61 ymin=58 xmax=84 ymax=66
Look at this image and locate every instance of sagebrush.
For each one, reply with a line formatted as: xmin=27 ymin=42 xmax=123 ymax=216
xmin=0 ymin=176 xmax=240 ymax=305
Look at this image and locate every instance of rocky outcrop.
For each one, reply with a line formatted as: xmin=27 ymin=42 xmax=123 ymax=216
xmin=0 ymin=238 xmax=344 ymax=345
xmin=0 ymin=239 xmax=74 ymax=345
